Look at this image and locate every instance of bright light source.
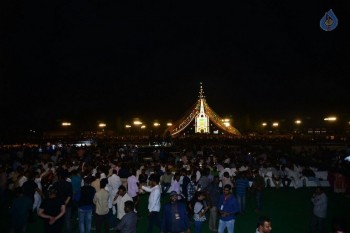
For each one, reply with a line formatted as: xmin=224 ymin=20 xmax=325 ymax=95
xmin=166 ymin=122 xmax=173 ymax=126
xmin=223 ymin=118 xmax=230 ymax=122
xmin=133 ymin=121 xmax=142 ymax=125
xmin=262 ymin=123 xmax=267 ymax=126
xmin=324 ymin=117 xmax=337 ymax=121
xmin=62 ymin=122 xmax=71 ymax=126
xmin=295 ymin=120 xmax=302 ymax=125
xmin=99 ymin=123 xmax=106 ymax=128
xmin=141 ymin=125 xmax=146 ymax=129
xmin=272 ymin=122 xmax=279 ymax=127
xmin=125 ymin=125 xmax=131 ymax=128
xmin=223 ymin=122 xmax=230 ymax=127
xmin=153 ymin=122 xmax=160 ymax=127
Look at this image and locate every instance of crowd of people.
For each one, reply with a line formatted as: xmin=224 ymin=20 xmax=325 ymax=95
xmin=0 ymin=139 xmax=349 ymax=233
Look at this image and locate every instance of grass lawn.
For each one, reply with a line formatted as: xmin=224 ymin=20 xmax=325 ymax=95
xmin=1 ymin=187 xmax=349 ymax=233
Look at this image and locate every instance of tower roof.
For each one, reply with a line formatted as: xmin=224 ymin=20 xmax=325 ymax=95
xmin=199 ymin=82 xmax=205 ymax=99
xmin=166 ymin=83 xmax=241 ymax=137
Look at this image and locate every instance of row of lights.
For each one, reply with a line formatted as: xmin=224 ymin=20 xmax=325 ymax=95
xmin=261 ymin=122 xmax=279 ymax=127
xmin=261 ymin=116 xmax=339 ymax=127
xmin=221 ymin=119 xmax=231 ymax=127
xmin=61 ymin=116 xmax=348 ymax=129
xmin=125 ymin=121 xmax=173 ymax=129
xmin=61 ymin=122 xmax=107 ymax=128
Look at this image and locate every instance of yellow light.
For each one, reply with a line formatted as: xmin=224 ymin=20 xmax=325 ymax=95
xmin=223 ymin=122 xmax=230 ymax=127
xmin=62 ymin=122 xmax=71 ymax=126
xmin=125 ymin=125 xmax=131 ymax=128
xmin=133 ymin=121 xmax=142 ymax=125
xmin=223 ymin=118 xmax=230 ymax=122
xmin=324 ymin=117 xmax=337 ymax=121
xmin=153 ymin=122 xmax=160 ymax=127
xmin=99 ymin=123 xmax=106 ymax=128
xmin=272 ymin=122 xmax=279 ymax=127
xmin=262 ymin=122 xmax=267 ymax=126
xmin=141 ymin=125 xmax=146 ymax=129
xmin=295 ymin=120 xmax=302 ymax=125
xmin=167 ymin=122 xmax=173 ymax=126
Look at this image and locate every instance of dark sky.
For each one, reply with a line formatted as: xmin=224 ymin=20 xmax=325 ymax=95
xmin=1 ymin=1 xmax=350 ymax=132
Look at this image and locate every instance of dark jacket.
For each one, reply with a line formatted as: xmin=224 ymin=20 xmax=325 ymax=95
xmin=161 ymin=200 xmax=190 ymax=233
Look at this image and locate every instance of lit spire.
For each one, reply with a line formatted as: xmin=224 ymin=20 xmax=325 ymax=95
xmin=199 ymin=82 xmax=205 ymax=99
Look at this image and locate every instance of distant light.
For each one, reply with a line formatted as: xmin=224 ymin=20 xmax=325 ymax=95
xmin=153 ymin=122 xmax=160 ymax=127
xmin=222 ymin=118 xmax=230 ymax=122
xmin=262 ymin=122 xmax=267 ymax=126
xmin=324 ymin=117 xmax=337 ymax=121
xmin=125 ymin=125 xmax=131 ymax=128
xmin=99 ymin=123 xmax=106 ymax=128
xmin=62 ymin=122 xmax=71 ymax=126
xmin=167 ymin=122 xmax=173 ymax=126
xmin=272 ymin=122 xmax=279 ymax=127
xmin=295 ymin=120 xmax=302 ymax=125
xmin=141 ymin=125 xmax=146 ymax=129
xmin=223 ymin=122 xmax=230 ymax=127
xmin=133 ymin=121 xmax=142 ymax=125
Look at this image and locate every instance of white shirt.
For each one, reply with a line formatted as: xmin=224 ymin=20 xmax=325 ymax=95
xmin=220 ymin=168 xmax=233 ymax=178
xmin=113 ymin=193 xmax=133 ymax=220
xmin=107 ymin=174 xmax=122 ymax=208
xmin=108 ymin=174 xmax=122 ymax=191
xmin=142 ymin=185 xmax=161 ymax=212
xmin=170 ymin=179 xmax=180 ymax=193
xmin=127 ymin=175 xmax=139 ymax=198
xmin=18 ymin=176 xmax=28 ymax=187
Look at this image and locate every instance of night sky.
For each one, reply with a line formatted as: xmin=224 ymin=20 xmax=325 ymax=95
xmin=1 ymin=1 xmax=350 ymax=132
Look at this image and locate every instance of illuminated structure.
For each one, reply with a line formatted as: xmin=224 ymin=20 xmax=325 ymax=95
xmin=195 ymin=86 xmax=210 ymax=133
xmin=167 ymin=83 xmax=240 ymax=137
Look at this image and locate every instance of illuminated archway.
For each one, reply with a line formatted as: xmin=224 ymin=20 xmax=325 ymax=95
xmin=166 ymin=83 xmax=240 ymax=137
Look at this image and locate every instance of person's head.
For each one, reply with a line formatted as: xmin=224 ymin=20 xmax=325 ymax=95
xmin=34 ymin=171 xmax=40 ymax=178
xmin=190 ymin=174 xmax=196 ymax=182
xmin=100 ymin=178 xmax=108 ymax=189
xmin=332 ymin=217 xmax=346 ymax=232
xmin=124 ymin=200 xmax=134 ymax=214
xmin=223 ymin=171 xmax=230 ymax=178
xmin=118 ymin=185 xmax=127 ymax=196
xmin=197 ymin=191 xmax=206 ymax=201
xmin=130 ymin=168 xmax=136 ymax=176
xmin=257 ymin=216 xmax=272 ymax=233
xmin=174 ymin=173 xmax=180 ymax=181
xmin=223 ymin=184 xmax=232 ymax=196
xmin=84 ymin=176 xmax=92 ymax=185
xmin=213 ymin=175 xmax=220 ymax=183
xmin=58 ymin=170 xmax=69 ymax=180
xmin=169 ymin=191 xmax=178 ymax=203
xmin=148 ymin=174 xmax=160 ymax=187
xmin=315 ymin=187 xmax=324 ymax=195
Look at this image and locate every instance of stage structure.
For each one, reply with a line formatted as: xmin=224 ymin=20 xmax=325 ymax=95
xmin=166 ymin=83 xmax=241 ymax=137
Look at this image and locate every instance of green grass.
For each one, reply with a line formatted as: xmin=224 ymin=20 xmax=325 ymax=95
xmin=1 ymin=188 xmax=349 ymax=233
